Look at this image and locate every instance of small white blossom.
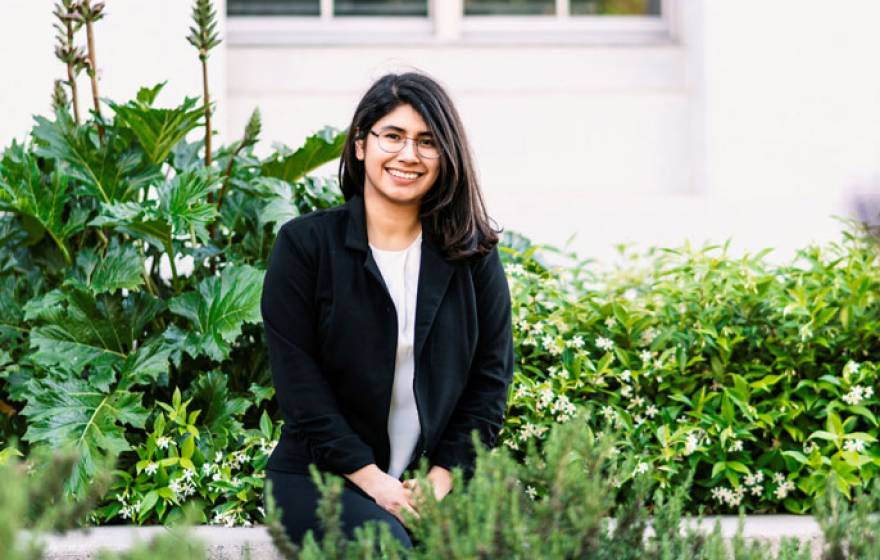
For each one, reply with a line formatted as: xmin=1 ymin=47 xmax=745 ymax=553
xmin=596 ymin=337 xmax=615 ymax=351
xmin=774 ymin=480 xmax=795 ymax=500
xmin=620 ymin=370 xmax=632 ymax=382
xmin=843 ymin=361 xmax=860 ymax=377
xmin=144 ymin=462 xmax=159 ymax=476
xmin=773 ymin=472 xmax=786 ymax=485
xmin=604 ymin=317 xmax=616 ymax=328
xmin=525 ymin=485 xmax=538 ymax=500
xmin=155 ymin=436 xmax=172 ymax=450
xmin=566 ymin=335 xmax=585 ymax=349
xmin=844 ymin=439 xmax=866 ymax=453
xmin=729 ymin=439 xmax=744 ymax=453
xmin=620 ymin=385 xmax=633 ymax=398
xmin=843 ymin=386 xmax=868 ymax=406
xmin=645 ymin=405 xmax=659 ymax=418
xmin=635 ymin=462 xmax=650 ymax=475
xmin=640 ymin=350 xmax=653 ymax=363
xmin=683 ymin=433 xmax=699 ymax=455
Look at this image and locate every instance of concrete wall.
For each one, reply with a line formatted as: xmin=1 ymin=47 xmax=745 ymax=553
xmin=3 ymin=0 xmax=879 ymax=264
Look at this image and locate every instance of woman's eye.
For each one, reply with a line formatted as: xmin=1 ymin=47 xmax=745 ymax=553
xmin=384 ymin=133 xmax=401 ymax=140
xmin=419 ymin=139 xmax=436 ymax=147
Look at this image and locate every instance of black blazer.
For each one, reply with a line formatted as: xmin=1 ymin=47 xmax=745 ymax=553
xmin=261 ymin=194 xmax=514 ymax=478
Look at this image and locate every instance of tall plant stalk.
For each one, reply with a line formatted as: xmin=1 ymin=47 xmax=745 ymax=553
xmin=53 ymin=1 xmax=86 ymax=124
xmin=187 ymin=0 xmax=222 ymax=175
xmin=76 ymin=0 xmax=106 ymax=141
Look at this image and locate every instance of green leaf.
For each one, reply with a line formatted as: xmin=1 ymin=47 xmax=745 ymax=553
xmin=157 ymin=170 xmax=220 ymax=244
xmin=31 ymin=108 xmax=154 ymax=203
xmin=168 ymin=265 xmax=264 ymax=361
xmin=0 ymin=142 xmax=87 ymax=264
xmin=107 ymin=89 xmax=205 ymax=165
xmin=20 ymin=375 xmax=148 ymax=495
xmin=261 ymin=127 xmax=346 ymax=184
xmin=63 ymin=238 xmax=145 ymax=295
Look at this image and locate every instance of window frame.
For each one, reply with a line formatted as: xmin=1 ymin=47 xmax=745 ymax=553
xmin=226 ymin=0 xmax=678 ymax=47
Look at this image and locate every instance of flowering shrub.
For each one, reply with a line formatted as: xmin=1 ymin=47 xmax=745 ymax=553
xmin=91 ymin=388 xmax=281 ymax=526
xmin=499 ymin=230 xmax=880 ymax=514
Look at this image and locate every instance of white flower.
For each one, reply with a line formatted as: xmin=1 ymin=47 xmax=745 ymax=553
xmin=596 ymin=337 xmax=615 ymax=351
xmin=536 ymin=387 xmax=555 ymax=410
xmin=620 ymin=385 xmax=633 ymax=398
xmin=504 ymin=439 xmax=520 ymax=451
xmin=620 ymin=370 xmax=632 ymax=382
xmin=640 ymin=328 xmax=657 ymax=346
xmin=635 ymin=462 xmax=650 ymax=475
xmin=525 ymin=485 xmax=538 ymax=500
xmin=844 ymin=439 xmax=866 ymax=453
xmin=601 ymin=405 xmax=616 ymax=418
xmin=843 ymin=386 xmax=867 ymax=406
xmin=604 ymin=317 xmax=616 ymax=328
xmin=155 ymin=436 xmax=172 ymax=450
xmin=182 ymin=468 xmax=197 ymax=481
xmin=144 ymin=462 xmax=159 ymax=476
xmin=774 ymin=480 xmax=794 ymax=500
xmin=802 ymin=441 xmax=817 ymax=454
xmin=773 ymin=472 xmax=786 ymax=485
xmin=645 ymin=405 xmax=659 ymax=418
xmin=215 ymin=451 xmax=224 ymax=462
xmin=843 ymin=361 xmax=860 ymax=377
xmin=629 ymin=396 xmax=644 ymax=409
xmin=729 ymin=439 xmax=744 ymax=453
xmin=683 ymin=433 xmax=699 ymax=455
xmin=750 ymin=485 xmax=763 ymax=497
xmin=566 ymin=335 xmax=585 ymax=349
xmin=640 ymin=350 xmax=653 ymax=363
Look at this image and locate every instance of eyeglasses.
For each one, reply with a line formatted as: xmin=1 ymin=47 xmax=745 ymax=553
xmin=368 ymin=129 xmax=440 ymax=159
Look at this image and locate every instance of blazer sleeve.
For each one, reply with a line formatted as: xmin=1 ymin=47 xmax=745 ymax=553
xmin=261 ymin=222 xmax=376 ymax=474
xmin=428 ymin=245 xmax=515 ymax=474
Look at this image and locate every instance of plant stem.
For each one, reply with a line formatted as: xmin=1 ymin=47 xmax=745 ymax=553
xmin=65 ymin=16 xmax=81 ymax=124
xmin=83 ymin=1 xmax=104 ymax=143
xmin=202 ymin=58 xmax=212 ymax=171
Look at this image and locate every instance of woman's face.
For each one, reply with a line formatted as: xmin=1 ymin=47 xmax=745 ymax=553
xmin=355 ymin=103 xmax=441 ymax=207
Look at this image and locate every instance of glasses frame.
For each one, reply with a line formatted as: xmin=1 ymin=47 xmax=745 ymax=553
xmin=368 ymin=129 xmax=440 ymax=159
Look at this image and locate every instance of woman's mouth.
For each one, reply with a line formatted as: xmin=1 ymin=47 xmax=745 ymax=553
xmin=386 ymin=167 xmax=423 ymax=183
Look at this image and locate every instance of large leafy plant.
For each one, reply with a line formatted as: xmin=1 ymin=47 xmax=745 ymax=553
xmin=0 ymin=0 xmax=346 ymax=501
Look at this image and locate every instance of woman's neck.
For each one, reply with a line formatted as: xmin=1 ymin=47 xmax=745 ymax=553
xmin=363 ymin=189 xmax=422 ymax=251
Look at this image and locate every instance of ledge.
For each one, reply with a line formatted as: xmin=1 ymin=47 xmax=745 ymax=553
xmin=37 ymin=516 xmax=823 ymax=559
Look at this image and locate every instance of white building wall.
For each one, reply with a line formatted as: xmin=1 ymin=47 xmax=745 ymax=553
xmin=1 ymin=0 xmax=227 ymax=150
xmin=3 ymin=0 xmax=880 ymax=264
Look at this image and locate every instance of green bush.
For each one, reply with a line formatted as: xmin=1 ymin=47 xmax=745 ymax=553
xmin=500 ymin=231 xmax=880 ymax=514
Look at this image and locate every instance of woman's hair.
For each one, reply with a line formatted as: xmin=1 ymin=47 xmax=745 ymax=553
xmin=338 ymin=71 xmax=501 ymax=261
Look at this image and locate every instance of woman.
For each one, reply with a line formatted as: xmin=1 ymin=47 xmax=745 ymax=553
xmin=261 ymin=72 xmax=514 ymax=549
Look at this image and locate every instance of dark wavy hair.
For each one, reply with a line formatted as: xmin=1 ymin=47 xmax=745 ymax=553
xmin=338 ymin=72 xmax=501 ymax=261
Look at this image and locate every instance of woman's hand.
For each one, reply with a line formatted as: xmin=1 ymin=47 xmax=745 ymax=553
xmin=345 ymin=464 xmax=419 ymax=525
xmin=403 ymin=465 xmax=453 ymax=505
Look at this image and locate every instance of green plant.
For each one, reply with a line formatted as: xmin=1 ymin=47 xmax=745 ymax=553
xmin=499 ymin=229 xmax=880 ymax=514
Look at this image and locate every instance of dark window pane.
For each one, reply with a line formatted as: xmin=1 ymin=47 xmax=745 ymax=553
xmin=335 ymin=0 xmax=428 ymax=16
xmin=228 ymin=0 xmax=319 ymax=16
xmin=464 ymin=0 xmax=555 ymax=16
xmin=570 ymin=0 xmax=661 ymax=15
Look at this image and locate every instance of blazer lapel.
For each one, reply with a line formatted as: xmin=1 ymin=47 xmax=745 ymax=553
xmin=343 ymin=194 xmax=455 ymax=364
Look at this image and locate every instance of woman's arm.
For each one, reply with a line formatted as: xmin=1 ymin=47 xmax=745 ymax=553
xmin=261 ymin=222 xmax=376 ymax=474
xmin=428 ymin=246 xmax=515 ymax=475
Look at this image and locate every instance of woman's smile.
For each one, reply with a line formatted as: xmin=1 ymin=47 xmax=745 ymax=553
xmin=386 ymin=167 xmax=424 ymax=184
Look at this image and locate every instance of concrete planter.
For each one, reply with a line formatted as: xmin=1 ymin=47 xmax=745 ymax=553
xmin=38 ymin=516 xmax=824 ymax=560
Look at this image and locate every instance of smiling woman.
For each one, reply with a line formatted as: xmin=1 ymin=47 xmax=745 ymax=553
xmin=261 ymin=72 xmax=513 ymax=549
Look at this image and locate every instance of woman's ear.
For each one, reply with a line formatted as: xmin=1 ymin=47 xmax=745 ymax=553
xmin=355 ymin=137 xmax=365 ymax=161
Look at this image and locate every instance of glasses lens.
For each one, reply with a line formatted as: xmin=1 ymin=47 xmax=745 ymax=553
xmin=377 ymin=131 xmax=440 ymax=159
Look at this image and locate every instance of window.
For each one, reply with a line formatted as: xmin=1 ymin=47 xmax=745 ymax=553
xmin=464 ymin=0 xmax=661 ymax=16
xmin=226 ymin=0 xmax=672 ymax=46
xmin=228 ymin=0 xmax=429 ymax=17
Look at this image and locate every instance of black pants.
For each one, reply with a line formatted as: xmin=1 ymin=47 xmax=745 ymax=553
xmin=264 ymin=468 xmax=413 ymax=549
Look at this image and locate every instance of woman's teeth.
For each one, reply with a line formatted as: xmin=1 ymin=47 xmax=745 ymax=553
xmin=387 ymin=168 xmax=420 ymax=179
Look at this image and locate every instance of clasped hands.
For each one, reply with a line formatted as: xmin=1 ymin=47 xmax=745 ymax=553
xmin=346 ymin=464 xmax=453 ymax=526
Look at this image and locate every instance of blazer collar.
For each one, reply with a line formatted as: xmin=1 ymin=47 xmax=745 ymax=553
xmin=343 ymin=193 xmax=455 ymax=365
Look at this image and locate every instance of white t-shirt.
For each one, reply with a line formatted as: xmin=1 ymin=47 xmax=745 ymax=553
xmin=369 ymin=231 xmax=423 ymax=478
